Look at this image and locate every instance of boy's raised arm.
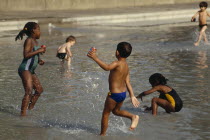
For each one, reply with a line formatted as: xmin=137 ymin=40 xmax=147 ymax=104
xmin=125 ymin=72 xmax=139 ymax=107
xmin=191 ymin=12 xmax=199 ymax=21
xmin=87 ymin=50 xmax=118 ymax=71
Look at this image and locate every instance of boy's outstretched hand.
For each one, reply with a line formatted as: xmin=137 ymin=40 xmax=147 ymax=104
xmin=87 ymin=47 xmax=97 ymax=59
xmin=131 ymin=96 xmax=140 ymax=107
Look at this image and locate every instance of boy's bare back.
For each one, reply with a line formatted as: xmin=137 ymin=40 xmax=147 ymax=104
xmin=109 ymin=59 xmax=128 ymax=93
xmin=57 ymin=43 xmax=69 ymax=53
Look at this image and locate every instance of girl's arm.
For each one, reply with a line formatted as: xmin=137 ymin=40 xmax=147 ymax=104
xmin=136 ymin=86 xmax=161 ymax=99
xmin=23 ymin=38 xmax=45 ymax=59
xmin=191 ymin=11 xmax=199 ymax=21
xmin=126 ymin=72 xmax=140 ymax=107
xmin=38 ymin=56 xmax=45 ymax=65
xmin=87 ymin=50 xmax=118 ymax=71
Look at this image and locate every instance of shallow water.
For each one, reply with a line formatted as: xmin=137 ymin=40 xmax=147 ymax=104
xmin=0 ymin=23 xmax=209 ymax=140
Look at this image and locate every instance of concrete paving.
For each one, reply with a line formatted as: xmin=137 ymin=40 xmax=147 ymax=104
xmin=0 ymin=2 xmax=201 ymax=31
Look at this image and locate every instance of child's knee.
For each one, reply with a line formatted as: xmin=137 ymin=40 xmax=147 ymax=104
xmin=152 ymin=97 xmax=158 ymax=103
xmin=112 ymin=109 xmax=120 ymax=115
xmin=36 ymin=87 xmax=43 ymax=95
xmin=25 ymin=87 xmax=33 ymax=95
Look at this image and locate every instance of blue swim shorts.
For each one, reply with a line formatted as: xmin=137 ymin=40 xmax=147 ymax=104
xmin=108 ymin=91 xmax=126 ymax=103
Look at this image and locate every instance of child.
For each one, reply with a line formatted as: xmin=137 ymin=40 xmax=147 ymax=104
xmin=136 ymin=73 xmax=183 ymax=116
xmin=87 ymin=42 xmax=140 ymax=136
xmin=56 ymin=36 xmax=76 ymax=65
xmin=191 ymin=1 xmax=210 ymax=46
xmin=16 ymin=22 xmax=46 ymax=116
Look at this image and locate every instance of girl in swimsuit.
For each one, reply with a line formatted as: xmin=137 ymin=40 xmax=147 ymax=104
xmin=16 ymin=22 xmax=46 ymax=116
xmin=137 ymin=73 xmax=183 ymax=116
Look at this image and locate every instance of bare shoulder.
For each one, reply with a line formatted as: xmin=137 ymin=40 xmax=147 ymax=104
xmin=112 ymin=60 xmax=120 ymax=66
xmin=24 ymin=37 xmax=34 ymax=47
xmin=25 ymin=37 xmax=33 ymax=43
xmin=159 ymin=85 xmax=172 ymax=92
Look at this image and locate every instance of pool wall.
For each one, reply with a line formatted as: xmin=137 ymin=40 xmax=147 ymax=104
xmin=0 ymin=0 xmax=209 ymax=11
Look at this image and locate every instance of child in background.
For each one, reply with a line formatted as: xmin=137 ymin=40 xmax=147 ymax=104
xmin=191 ymin=1 xmax=210 ymax=46
xmin=137 ymin=73 xmax=183 ymax=116
xmin=56 ymin=36 xmax=76 ymax=65
xmin=87 ymin=42 xmax=140 ymax=136
xmin=16 ymin=22 xmax=46 ymax=116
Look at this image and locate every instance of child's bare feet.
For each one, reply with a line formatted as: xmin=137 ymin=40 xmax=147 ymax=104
xmin=28 ymin=102 xmax=35 ymax=110
xmin=20 ymin=111 xmax=27 ymax=116
xmin=100 ymin=133 xmax=105 ymax=136
xmin=129 ymin=115 xmax=139 ymax=130
xmin=194 ymin=42 xmax=199 ymax=46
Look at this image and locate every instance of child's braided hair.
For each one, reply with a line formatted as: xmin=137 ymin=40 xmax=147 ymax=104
xmin=15 ymin=22 xmax=38 ymax=41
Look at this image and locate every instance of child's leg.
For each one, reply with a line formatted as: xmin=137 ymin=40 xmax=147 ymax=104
xmin=112 ymin=101 xmax=139 ymax=130
xmin=203 ymin=31 xmax=208 ymax=43
xmin=151 ymin=97 xmax=175 ymax=116
xmin=28 ymin=74 xmax=43 ymax=110
xmin=20 ymin=71 xmax=33 ymax=116
xmin=65 ymin=56 xmax=71 ymax=66
xmin=195 ymin=26 xmax=207 ymax=46
xmin=100 ymin=96 xmax=117 ymax=136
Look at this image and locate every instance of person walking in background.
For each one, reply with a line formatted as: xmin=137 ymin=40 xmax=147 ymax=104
xmin=191 ymin=1 xmax=210 ymax=46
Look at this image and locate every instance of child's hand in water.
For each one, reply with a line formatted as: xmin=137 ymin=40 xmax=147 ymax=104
xmin=136 ymin=92 xmax=145 ymax=101
xmin=131 ymin=96 xmax=140 ymax=107
xmin=38 ymin=59 xmax=45 ymax=65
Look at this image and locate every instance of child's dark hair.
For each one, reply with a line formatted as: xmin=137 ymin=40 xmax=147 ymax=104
xmin=15 ymin=22 xmax=38 ymax=41
xmin=149 ymin=73 xmax=168 ymax=87
xmin=117 ymin=42 xmax=132 ymax=58
xmin=200 ymin=1 xmax=208 ymax=8
xmin=66 ymin=35 xmax=76 ymax=43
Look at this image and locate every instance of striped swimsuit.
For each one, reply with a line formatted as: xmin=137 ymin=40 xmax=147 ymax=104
xmin=18 ymin=46 xmax=39 ymax=75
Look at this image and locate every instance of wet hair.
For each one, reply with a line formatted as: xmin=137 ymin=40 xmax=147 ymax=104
xmin=15 ymin=22 xmax=38 ymax=41
xmin=200 ymin=1 xmax=208 ymax=8
xmin=66 ymin=35 xmax=76 ymax=43
xmin=149 ymin=73 xmax=168 ymax=87
xmin=117 ymin=42 xmax=132 ymax=58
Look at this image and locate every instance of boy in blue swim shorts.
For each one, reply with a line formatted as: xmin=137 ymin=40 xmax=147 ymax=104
xmin=87 ymin=42 xmax=140 ymax=136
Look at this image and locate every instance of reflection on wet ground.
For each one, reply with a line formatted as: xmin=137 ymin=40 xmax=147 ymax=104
xmin=0 ymin=22 xmax=209 ymax=140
